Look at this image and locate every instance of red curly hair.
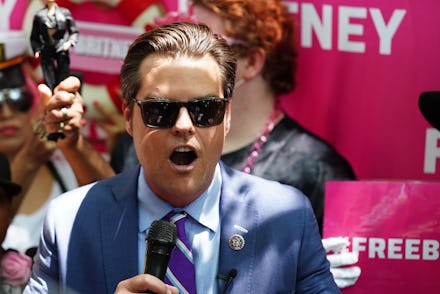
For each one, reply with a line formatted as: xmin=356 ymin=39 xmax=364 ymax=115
xmin=191 ymin=0 xmax=298 ymax=95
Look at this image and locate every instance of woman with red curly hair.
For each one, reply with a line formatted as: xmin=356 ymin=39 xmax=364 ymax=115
xmin=192 ymin=0 xmax=355 ymax=233
xmin=191 ymin=0 xmax=359 ymax=288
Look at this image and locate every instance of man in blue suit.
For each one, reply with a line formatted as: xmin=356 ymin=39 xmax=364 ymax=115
xmin=25 ymin=22 xmax=339 ymax=293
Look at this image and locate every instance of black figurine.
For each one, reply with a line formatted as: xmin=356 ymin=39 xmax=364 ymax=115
xmin=30 ymin=0 xmax=79 ymax=90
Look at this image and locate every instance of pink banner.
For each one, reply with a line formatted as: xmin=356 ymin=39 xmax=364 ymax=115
xmin=324 ymin=181 xmax=440 ymax=293
xmin=283 ymin=0 xmax=440 ymax=181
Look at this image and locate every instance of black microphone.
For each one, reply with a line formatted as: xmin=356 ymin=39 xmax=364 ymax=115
xmin=144 ymin=220 xmax=177 ymax=293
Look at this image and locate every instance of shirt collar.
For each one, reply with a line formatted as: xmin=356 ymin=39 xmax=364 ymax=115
xmin=138 ymin=163 xmax=222 ymax=234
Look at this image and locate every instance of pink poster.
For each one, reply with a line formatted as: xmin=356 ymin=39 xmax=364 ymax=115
xmin=282 ymin=0 xmax=440 ymax=181
xmin=324 ymin=181 xmax=440 ymax=293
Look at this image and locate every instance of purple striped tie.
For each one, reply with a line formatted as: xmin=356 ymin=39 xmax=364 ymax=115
xmin=165 ymin=212 xmax=197 ymax=294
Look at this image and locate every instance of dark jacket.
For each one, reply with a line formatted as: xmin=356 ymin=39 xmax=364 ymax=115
xmin=30 ymin=5 xmax=79 ymax=54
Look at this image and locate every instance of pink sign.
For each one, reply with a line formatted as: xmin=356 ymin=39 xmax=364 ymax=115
xmin=324 ymin=181 xmax=440 ymax=293
xmin=282 ymin=0 xmax=440 ymax=181
xmin=70 ymin=21 xmax=143 ymax=82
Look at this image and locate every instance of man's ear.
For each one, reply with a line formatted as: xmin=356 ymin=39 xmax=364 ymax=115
xmin=240 ymin=47 xmax=266 ymax=80
xmin=122 ymin=101 xmax=133 ymax=136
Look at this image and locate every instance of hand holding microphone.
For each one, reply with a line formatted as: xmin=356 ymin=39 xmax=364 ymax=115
xmin=114 ymin=274 xmax=178 ymax=294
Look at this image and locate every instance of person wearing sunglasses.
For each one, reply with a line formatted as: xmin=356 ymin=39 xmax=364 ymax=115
xmin=0 ymin=30 xmax=114 ymax=287
xmin=110 ymin=0 xmax=355 ymax=235
xmin=0 ymin=31 xmax=61 ymax=264
xmin=104 ymin=2 xmax=359 ymax=288
xmin=25 ymin=22 xmax=338 ymax=293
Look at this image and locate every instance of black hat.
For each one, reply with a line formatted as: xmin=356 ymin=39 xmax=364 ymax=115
xmin=0 ymin=153 xmax=21 ymax=197
xmin=419 ymin=91 xmax=440 ymax=131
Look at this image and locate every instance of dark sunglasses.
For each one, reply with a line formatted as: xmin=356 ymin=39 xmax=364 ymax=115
xmin=0 ymin=87 xmax=33 ymax=113
xmin=134 ymin=97 xmax=229 ymax=128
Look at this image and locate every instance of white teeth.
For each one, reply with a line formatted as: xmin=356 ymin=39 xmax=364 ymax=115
xmin=175 ymin=146 xmax=192 ymax=152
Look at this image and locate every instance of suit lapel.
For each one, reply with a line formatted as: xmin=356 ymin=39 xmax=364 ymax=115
xmin=101 ymin=168 xmax=140 ymax=292
xmin=217 ymin=165 xmax=257 ymax=293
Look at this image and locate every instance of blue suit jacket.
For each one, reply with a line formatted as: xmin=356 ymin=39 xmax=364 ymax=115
xmin=25 ymin=164 xmax=339 ymax=293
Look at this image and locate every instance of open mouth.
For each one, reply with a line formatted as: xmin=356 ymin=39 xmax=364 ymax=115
xmin=170 ymin=146 xmax=197 ymax=166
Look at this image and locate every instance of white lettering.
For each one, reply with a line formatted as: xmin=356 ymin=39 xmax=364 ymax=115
xmin=338 ymin=6 xmax=367 ymax=53
xmin=369 ymin=237 xmax=386 ymax=258
xmin=301 ymin=4 xmax=332 ymax=50
xmin=370 ymin=8 xmax=406 ymax=55
xmin=388 ymin=238 xmax=403 ymax=259
xmin=74 ymin=36 xmax=131 ymax=59
xmin=284 ymin=2 xmax=299 ymax=14
xmin=0 ymin=0 xmax=15 ymax=30
xmin=405 ymin=239 xmax=420 ymax=260
xmin=352 ymin=237 xmax=367 ymax=254
xmin=423 ymin=240 xmax=439 ymax=260
xmin=424 ymin=128 xmax=440 ymax=174
xmin=350 ymin=237 xmax=439 ymax=261
xmin=288 ymin=2 xmax=406 ymax=54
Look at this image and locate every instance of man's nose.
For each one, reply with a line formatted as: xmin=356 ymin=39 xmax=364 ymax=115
xmin=173 ymin=107 xmax=195 ymax=134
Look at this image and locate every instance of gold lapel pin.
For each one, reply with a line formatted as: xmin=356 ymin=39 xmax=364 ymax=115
xmin=228 ymin=234 xmax=245 ymax=250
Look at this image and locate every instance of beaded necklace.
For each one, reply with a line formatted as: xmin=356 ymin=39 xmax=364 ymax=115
xmin=241 ymin=102 xmax=282 ymax=174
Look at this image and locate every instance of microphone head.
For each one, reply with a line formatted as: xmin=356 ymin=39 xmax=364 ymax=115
xmin=147 ymin=220 xmax=177 ymax=245
xmin=229 ymin=269 xmax=238 ymax=278
xmin=144 ymin=220 xmax=177 ymax=280
xmin=419 ymin=91 xmax=440 ymax=131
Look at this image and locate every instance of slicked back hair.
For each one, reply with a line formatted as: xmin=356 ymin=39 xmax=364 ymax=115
xmin=121 ymin=22 xmax=237 ymax=108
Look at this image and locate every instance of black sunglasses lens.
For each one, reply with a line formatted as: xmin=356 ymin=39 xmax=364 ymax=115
xmin=0 ymin=88 xmax=33 ymax=112
xmin=8 ymin=88 xmax=33 ymax=112
xmin=139 ymin=100 xmax=180 ymax=128
xmin=137 ymin=98 xmax=227 ymax=128
xmin=188 ymin=99 xmax=226 ymax=127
